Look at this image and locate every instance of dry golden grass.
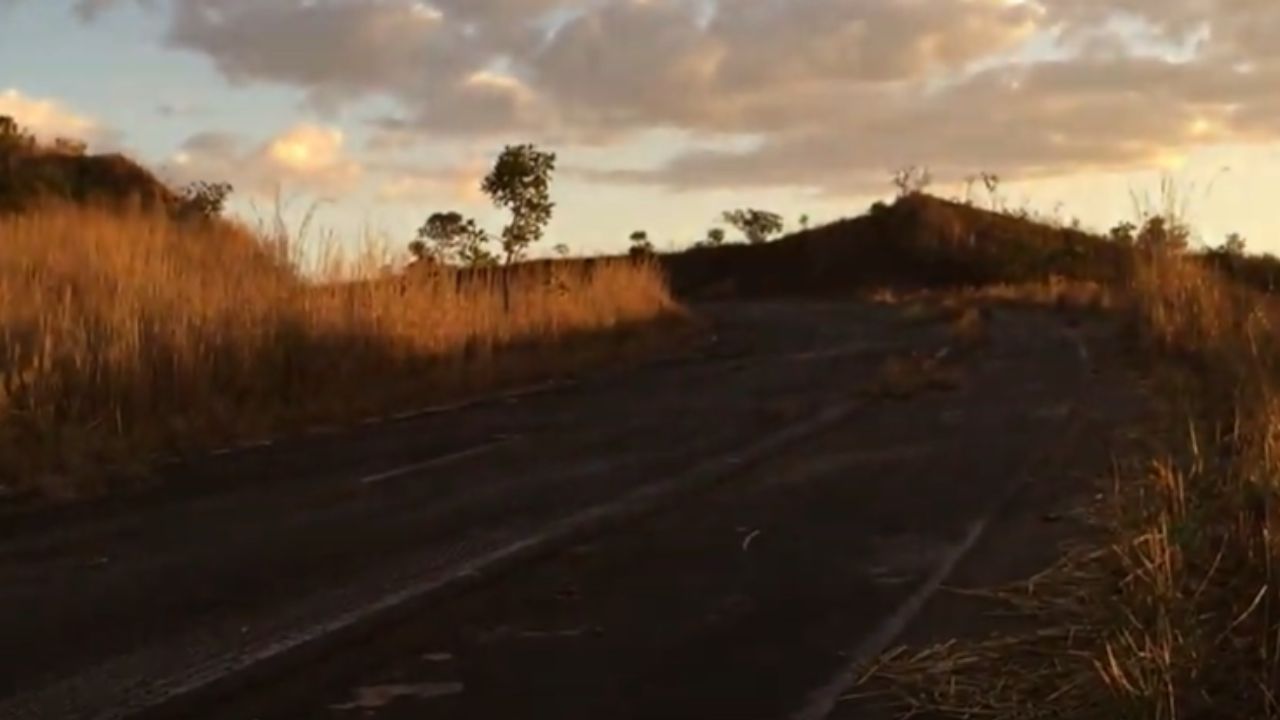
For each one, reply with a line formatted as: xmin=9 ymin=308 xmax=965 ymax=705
xmin=871 ymin=277 xmax=1115 ymax=317
xmin=0 ymin=205 xmax=682 ymax=497
xmin=855 ymin=250 xmax=1280 ymax=719
xmin=874 ymin=279 xmax=1114 ymax=356
xmin=962 ymin=277 xmax=1116 ymax=313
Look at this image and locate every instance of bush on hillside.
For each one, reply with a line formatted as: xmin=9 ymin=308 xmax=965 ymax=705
xmin=0 ymin=114 xmax=187 ymax=215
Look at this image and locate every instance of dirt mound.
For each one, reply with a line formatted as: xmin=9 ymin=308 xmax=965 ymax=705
xmin=0 ymin=148 xmax=180 ymax=213
xmin=662 ymin=194 xmax=1129 ymax=298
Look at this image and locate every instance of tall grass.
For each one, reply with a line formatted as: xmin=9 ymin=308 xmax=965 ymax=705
xmin=858 ymin=249 xmax=1280 ymax=719
xmin=1112 ymin=251 xmax=1280 ymax=718
xmin=0 ymin=205 xmax=681 ymax=497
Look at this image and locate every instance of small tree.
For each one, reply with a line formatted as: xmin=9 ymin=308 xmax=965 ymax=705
xmin=799 ymin=214 xmax=811 ymax=231
xmin=1108 ymin=221 xmax=1137 ymax=246
xmin=416 ymin=211 xmax=495 ymax=267
xmin=52 ymin=137 xmax=87 ymax=156
xmin=980 ymin=172 xmax=1001 ymax=210
xmin=0 ymin=115 xmax=35 ymax=155
xmin=482 ymin=143 xmax=557 ymax=265
xmin=722 ymin=209 xmax=784 ymax=245
xmin=417 ymin=211 xmax=465 ymax=262
xmin=891 ymin=165 xmax=933 ymax=198
xmin=628 ymin=229 xmax=654 ymax=258
xmin=408 ymin=239 xmax=431 ymax=262
xmin=1136 ymin=215 xmax=1191 ymax=254
xmin=552 ymin=243 xmax=571 ymax=257
xmin=177 ymin=180 xmax=233 ymax=219
xmin=962 ymin=175 xmax=978 ymax=205
xmin=694 ymin=228 xmax=726 ymax=249
xmin=0 ymin=115 xmax=18 ymax=140
xmin=1223 ymin=232 xmax=1247 ymax=256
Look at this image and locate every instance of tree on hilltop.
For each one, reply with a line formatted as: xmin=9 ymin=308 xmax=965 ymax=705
xmin=722 ymin=209 xmax=784 ymax=245
xmin=482 ymin=144 xmax=557 ymax=265
xmin=415 ymin=211 xmax=495 ymax=266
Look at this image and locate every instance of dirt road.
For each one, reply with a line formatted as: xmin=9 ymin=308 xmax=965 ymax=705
xmin=0 ymin=301 xmax=1147 ymax=720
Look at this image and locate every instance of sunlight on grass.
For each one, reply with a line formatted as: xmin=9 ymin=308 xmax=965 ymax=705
xmin=855 ymin=248 xmax=1280 ymax=719
xmin=0 ymin=205 xmax=681 ymax=497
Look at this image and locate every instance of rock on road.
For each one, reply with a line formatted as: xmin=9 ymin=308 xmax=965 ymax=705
xmin=0 ymin=301 xmax=1147 ymax=720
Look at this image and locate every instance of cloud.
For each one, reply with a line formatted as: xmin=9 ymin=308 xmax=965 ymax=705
xmin=33 ymin=0 xmax=1280 ymax=195
xmin=265 ymin=125 xmax=352 ymax=176
xmin=375 ymin=163 xmax=488 ymax=205
xmin=592 ymin=55 xmax=1276 ymax=194
xmin=368 ymin=149 xmax=491 ymax=205
xmin=144 ymin=0 xmax=1043 ymax=142
xmin=155 ymin=100 xmax=207 ymax=118
xmin=72 ymin=0 xmax=126 ymax=20
xmin=161 ymin=123 xmax=362 ymax=197
xmin=0 ymin=88 xmax=116 ymax=147
xmin=531 ymin=0 xmax=1040 ymax=133
xmin=1 ymin=0 xmax=157 ymax=22
xmin=548 ymin=0 xmax=1280 ymax=193
xmin=165 ymin=0 xmax=483 ymax=110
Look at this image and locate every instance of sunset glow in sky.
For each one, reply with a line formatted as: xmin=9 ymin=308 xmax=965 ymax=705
xmin=4 ymin=0 xmax=1280 ymax=256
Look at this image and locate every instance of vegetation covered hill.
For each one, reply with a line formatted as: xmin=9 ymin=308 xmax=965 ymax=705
xmin=0 ymin=149 xmax=181 ymax=213
xmin=0 ymin=121 xmax=680 ymax=500
xmin=661 ymin=191 xmax=1280 ymax=302
xmin=662 ymin=194 xmax=1131 ymax=297
xmin=0 ymin=117 xmax=181 ymax=214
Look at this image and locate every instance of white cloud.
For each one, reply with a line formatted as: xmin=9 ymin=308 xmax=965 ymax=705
xmin=161 ymin=123 xmax=362 ymax=197
xmin=265 ymin=125 xmax=350 ymax=175
xmin=369 ymin=149 xmax=490 ymax=205
xmin=0 ymin=88 xmax=112 ymax=147
xmin=376 ymin=165 xmax=487 ymax=205
xmin=31 ymin=0 xmax=1280 ymax=194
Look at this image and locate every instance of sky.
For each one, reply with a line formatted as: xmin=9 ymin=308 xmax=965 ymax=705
xmin=3 ymin=0 xmax=1280 ymax=259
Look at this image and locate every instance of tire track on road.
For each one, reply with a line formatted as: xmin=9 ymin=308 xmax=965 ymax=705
xmin=1 ymin=393 xmax=886 ymax=720
xmin=789 ymin=324 xmax=1099 ymax=720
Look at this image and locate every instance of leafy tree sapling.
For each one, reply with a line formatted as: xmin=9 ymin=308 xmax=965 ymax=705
xmin=416 ymin=211 xmax=495 ymax=267
xmin=482 ymin=144 xmax=557 ymax=265
xmin=722 ymin=209 xmax=784 ymax=245
xmin=178 ymin=181 xmax=234 ymax=219
xmin=629 ymin=229 xmax=655 ymax=258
